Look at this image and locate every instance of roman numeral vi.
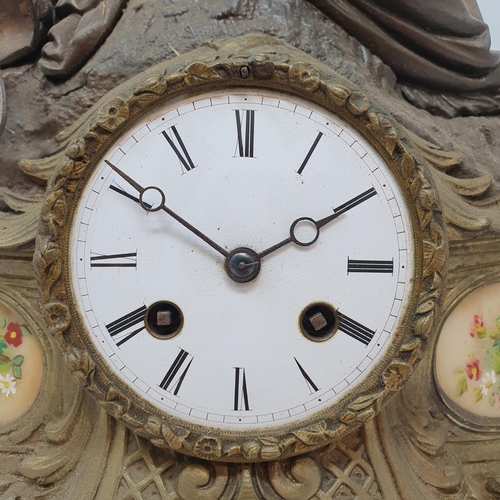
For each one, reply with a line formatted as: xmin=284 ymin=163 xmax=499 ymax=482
xmin=233 ymin=367 xmax=251 ymax=411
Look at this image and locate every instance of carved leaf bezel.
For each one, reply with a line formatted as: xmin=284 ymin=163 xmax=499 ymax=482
xmin=34 ymin=35 xmax=446 ymax=462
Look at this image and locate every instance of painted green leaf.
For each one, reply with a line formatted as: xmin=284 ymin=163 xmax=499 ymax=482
xmin=455 ymin=376 xmax=467 ymax=396
xmin=12 ymin=365 xmax=22 ymax=379
xmin=0 ymin=360 xmax=11 ymax=373
xmin=474 ymin=386 xmax=483 ymax=402
xmin=20 ymin=325 xmax=30 ymax=336
xmin=1 ymin=315 xmax=6 ymax=329
xmin=490 ymin=330 xmax=500 ymax=339
xmin=0 ymin=340 xmax=7 ymax=354
xmin=12 ymin=355 xmax=24 ymax=367
xmin=494 ymin=358 xmax=500 ymax=375
xmin=476 ymin=327 xmax=487 ymax=339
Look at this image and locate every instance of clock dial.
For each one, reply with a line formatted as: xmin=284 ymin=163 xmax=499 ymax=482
xmin=69 ymin=90 xmax=413 ymax=429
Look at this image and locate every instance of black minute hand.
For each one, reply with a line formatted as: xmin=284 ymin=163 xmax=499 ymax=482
xmin=258 ymin=187 xmax=377 ymax=259
xmin=105 ymin=160 xmax=229 ymax=258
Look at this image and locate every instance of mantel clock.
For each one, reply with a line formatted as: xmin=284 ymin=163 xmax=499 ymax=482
xmin=35 ymin=35 xmax=445 ymax=462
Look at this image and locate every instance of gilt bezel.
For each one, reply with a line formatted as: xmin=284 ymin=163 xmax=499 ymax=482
xmin=34 ymin=34 xmax=446 ymax=462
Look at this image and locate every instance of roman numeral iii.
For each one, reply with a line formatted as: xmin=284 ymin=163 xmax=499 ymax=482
xmin=233 ymin=367 xmax=251 ymax=411
xmin=159 ymin=349 xmax=194 ymax=395
xmin=162 ymin=126 xmax=196 ymax=172
xmin=337 ymin=313 xmax=376 ymax=346
xmin=347 ymin=258 xmax=393 ymax=275
xmin=91 ymin=252 xmax=137 ymax=268
xmin=106 ymin=305 xmax=146 ymax=347
xmin=234 ymin=110 xmax=255 ymax=157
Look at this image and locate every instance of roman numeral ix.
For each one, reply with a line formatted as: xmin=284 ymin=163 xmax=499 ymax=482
xmin=162 ymin=126 xmax=196 ymax=172
xmin=347 ymin=258 xmax=393 ymax=275
xmin=338 ymin=313 xmax=376 ymax=346
xmin=233 ymin=367 xmax=251 ymax=411
xmin=235 ymin=110 xmax=255 ymax=157
xmin=295 ymin=358 xmax=319 ymax=394
xmin=106 ymin=305 xmax=146 ymax=347
xmin=91 ymin=252 xmax=137 ymax=268
xmin=159 ymin=348 xmax=194 ymax=395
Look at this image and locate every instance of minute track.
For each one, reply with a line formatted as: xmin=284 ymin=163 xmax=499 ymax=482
xmin=67 ymin=87 xmax=414 ymax=440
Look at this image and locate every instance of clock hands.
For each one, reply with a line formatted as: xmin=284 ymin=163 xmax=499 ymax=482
xmin=258 ymin=187 xmax=377 ymax=259
xmin=106 ymin=158 xmax=376 ymax=281
xmin=105 ymin=160 xmax=229 ymax=258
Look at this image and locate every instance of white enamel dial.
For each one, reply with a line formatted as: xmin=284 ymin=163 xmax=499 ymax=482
xmin=70 ymin=89 xmax=413 ymax=429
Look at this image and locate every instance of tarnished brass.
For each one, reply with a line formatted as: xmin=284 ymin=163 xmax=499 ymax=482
xmin=33 ymin=34 xmax=445 ymax=462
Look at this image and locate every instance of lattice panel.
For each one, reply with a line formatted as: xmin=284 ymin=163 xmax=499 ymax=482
xmin=116 ymin=432 xmax=178 ymax=500
xmin=315 ymin=430 xmax=383 ymax=500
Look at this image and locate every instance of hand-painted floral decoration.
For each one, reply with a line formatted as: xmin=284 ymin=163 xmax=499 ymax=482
xmin=0 ymin=314 xmax=29 ymax=397
xmin=0 ymin=372 xmax=16 ymax=397
xmin=454 ymin=314 xmax=500 ymax=408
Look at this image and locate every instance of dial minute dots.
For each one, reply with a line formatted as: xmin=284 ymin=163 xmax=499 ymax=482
xmin=161 ymin=126 xmax=196 ymax=172
xmin=347 ymin=258 xmax=394 ymax=275
xmin=233 ymin=367 xmax=251 ymax=411
xmin=106 ymin=305 xmax=146 ymax=347
xmin=294 ymin=358 xmax=320 ymax=394
xmin=234 ymin=110 xmax=255 ymax=157
xmin=159 ymin=348 xmax=194 ymax=395
xmin=90 ymin=252 xmax=137 ymax=268
xmin=297 ymin=131 xmax=323 ymax=174
xmin=337 ymin=313 xmax=376 ymax=345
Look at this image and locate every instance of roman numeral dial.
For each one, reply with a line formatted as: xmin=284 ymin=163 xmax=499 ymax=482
xmin=70 ymin=90 xmax=412 ymax=433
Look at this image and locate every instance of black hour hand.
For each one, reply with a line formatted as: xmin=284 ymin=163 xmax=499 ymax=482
xmin=258 ymin=187 xmax=377 ymax=259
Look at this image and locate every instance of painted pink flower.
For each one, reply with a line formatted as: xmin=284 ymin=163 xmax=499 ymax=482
xmin=470 ymin=315 xmax=486 ymax=338
xmin=465 ymin=359 xmax=482 ymax=381
xmin=4 ymin=323 xmax=23 ymax=347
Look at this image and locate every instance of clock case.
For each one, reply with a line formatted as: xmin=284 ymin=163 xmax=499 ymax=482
xmin=34 ymin=34 xmax=446 ymax=462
